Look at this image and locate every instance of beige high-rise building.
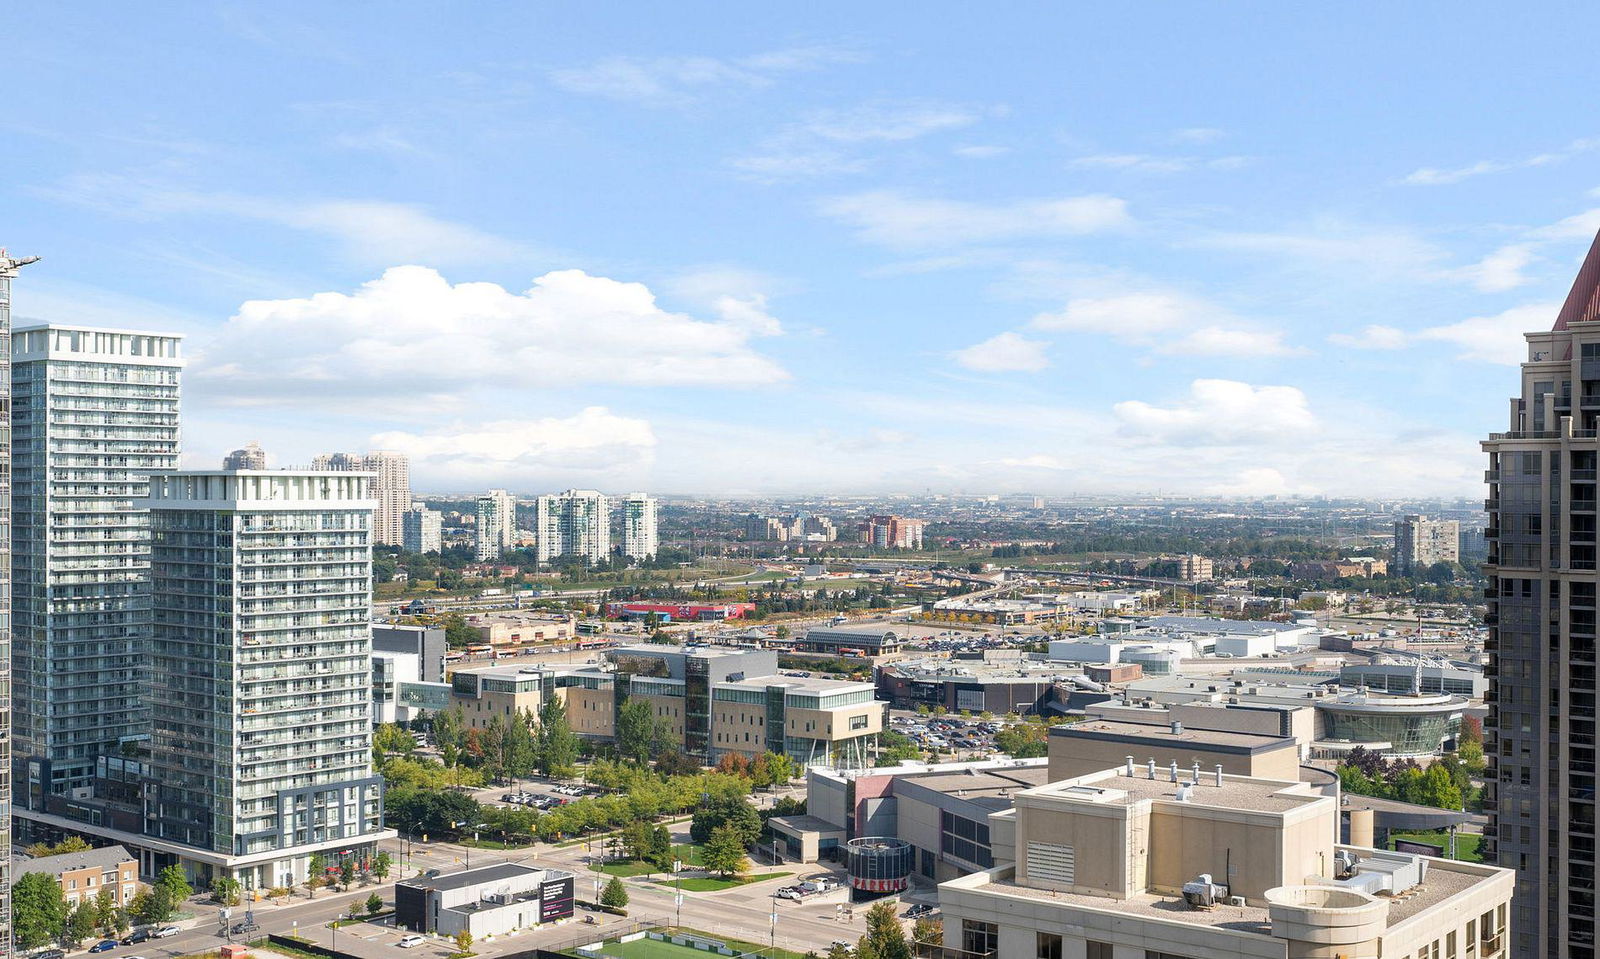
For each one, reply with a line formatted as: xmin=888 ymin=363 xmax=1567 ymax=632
xmin=222 ymin=442 xmax=267 ymax=470
xmin=312 ymin=450 xmax=411 ymax=546
xmin=475 ymin=489 xmax=517 ymax=560
xmin=1394 ymin=514 xmax=1459 ymax=575
xmin=935 ymin=765 xmax=1514 ymax=959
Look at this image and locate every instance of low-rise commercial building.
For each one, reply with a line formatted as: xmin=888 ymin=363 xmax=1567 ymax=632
xmin=16 ymin=845 xmax=140 ymax=908
xmin=935 ymin=766 xmax=1514 ymax=959
xmin=468 ymin=613 xmax=575 ymax=650
xmin=396 ymin=862 xmax=574 ymax=939
xmin=373 ymin=623 xmax=447 ymax=683
xmin=801 ymin=626 xmax=905 ymax=656
xmin=1047 ymin=719 xmax=1304 ymax=782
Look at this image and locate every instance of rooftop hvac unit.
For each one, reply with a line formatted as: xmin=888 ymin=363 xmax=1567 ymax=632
xmin=1181 ymin=874 xmax=1229 ymax=910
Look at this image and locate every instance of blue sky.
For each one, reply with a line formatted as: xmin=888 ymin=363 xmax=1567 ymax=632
xmin=7 ymin=3 xmax=1600 ymax=497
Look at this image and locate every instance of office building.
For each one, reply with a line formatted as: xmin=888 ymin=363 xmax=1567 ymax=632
xmin=863 ymin=514 xmax=926 ymax=550
xmin=372 ymin=623 xmax=447 ymax=683
xmin=402 ymin=502 xmax=442 ymax=554
xmin=140 ymin=471 xmax=389 ymax=887
xmin=933 ymin=766 xmax=1513 ymax=959
xmin=221 ymin=442 xmax=267 ymax=470
xmin=12 ymin=325 xmax=183 ymax=802
xmin=474 ymin=489 xmax=516 ymax=560
xmin=1177 ymin=553 xmax=1214 ymax=582
xmin=313 ymin=451 xmax=410 ymax=547
xmin=0 ymin=250 xmax=35 ymax=953
xmin=1394 ymin=514 xmax=1460 ymax=575
xmin=1482 ymin=231 xmax=1600 ymax=959
xmin=534 ymin=489 xmax=608 ymax=564
xmin=619 ymin=493 xmax=658 ymax=561
xmin=396 ymin=862 xmax=574 ymax=938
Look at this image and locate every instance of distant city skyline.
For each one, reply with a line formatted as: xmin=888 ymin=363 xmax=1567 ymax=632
xmin=12 ymin=5 xmax=1600 ymax=497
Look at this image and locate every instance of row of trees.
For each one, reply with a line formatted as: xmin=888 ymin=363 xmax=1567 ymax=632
xmin=15 ymin=866 xmax=192 ymax=950
xmin=1335 ymin=743 xmax=1484 ymax=812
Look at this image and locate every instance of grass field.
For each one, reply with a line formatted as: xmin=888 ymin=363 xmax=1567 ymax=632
xmin=657 ymin=871 xmax=792 ymax=892
xmin=1389 ymin=831 xmax=1484 ymax=862
xmin=591 ymin=931 xmax=809 ymax=959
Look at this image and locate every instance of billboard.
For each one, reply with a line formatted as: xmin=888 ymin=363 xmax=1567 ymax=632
xmin=539 ymin=876 xmax=575 ymax=924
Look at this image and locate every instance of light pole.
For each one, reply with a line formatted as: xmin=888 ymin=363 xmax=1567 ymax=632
xmin=673 ymin=858 xmax=683 ymax=929
xmin=769 ymin=893 xmax=778 ymax=958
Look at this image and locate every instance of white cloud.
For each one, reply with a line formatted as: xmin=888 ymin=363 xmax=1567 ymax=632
xmin=1113 ymin=379 xmax=1316 ymax=444
xmin=733 ymin=100 xmax=984 ymax=180
xmin=1414 ymin=302 xmax=1555 ymax=365
xmin=1533 ymin=206 xmax=1600 ymax=242
xmin=190 ymin=265 xmax=788 ymax=403
xmin=953 ymin=145 xmax=1009 ymax=158
xmin=1204 ymin=467 xmax=1310 ymax=497
xmin=1450 ymin=243 xmax=1536 ymax=292
xmin=1070 ymin=153 xmax=1249 ymax=174
xmin=1031 ymin=292 xmax=1298 ymax=357
xmin=951 ymin=331 xmax=1051 ymax=372
xmin=370 ymin=408 xmax=656 ymax=485
xmin=1327 ymin=324 xmax=1410 ymax=350
xmin=550 ymin=45 xmax=862 ymax=106
xmin=1172 ymin=127 xmax=1225 ymax=144
xmin=1400 ymin=137 xmax=1600 ymax=185
xmin=819 ymin=190 xmax=1130 ymax=247
xmin=1197 ymin=223 xmax=1442 ymax=273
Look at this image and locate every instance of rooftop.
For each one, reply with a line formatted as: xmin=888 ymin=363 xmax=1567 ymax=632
xmin=1024 ymin=768 xmax=1320 ymax=813
xmin=1050 ymin=719 xmax=1299 ymax=755
xmin=16 ymin=844 xmax=134 ymax=877
xmin=900 ymin=765 xmax=1055 ymax=809
xmin=398 ymin=861 xmax=540 ymax=892
xmin=1137 ymin=616 xmax=1312 ymax=636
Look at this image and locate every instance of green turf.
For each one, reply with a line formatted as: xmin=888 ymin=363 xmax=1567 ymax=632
xmin=1388 ymin=831 xmax=1484 ymax=862
xmin=657 ymin=871 xmax=792 ymax=892
xmin=595 ymin=859 xmax=664 ymax=877
xmin=592 ymin=931 xmax=809 ymax=959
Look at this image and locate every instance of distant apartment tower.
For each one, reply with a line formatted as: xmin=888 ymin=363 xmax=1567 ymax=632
xmin=12 ymin=324 xmax=183 ymax=803
xmin=402 ymin=503 xmax=443 ymax=554
xmin=802 ymin=514 xmax=838 ymax=541
xmin=222 ymin=442 xmax=266 ymax=470
xmin=312 ymin=451 xmax=410 ymax=547
xmin=746 ymin=513 xmax=790 ymax=541
xmin=475 ymin=489 xmax=517 ymax=560
xmin=1178 ymin=553 xmax=1214 ymax=582
xmin=1394 ymin=514 xmax=1460 ymax=575
xmin=1482 ymin=229 xmax=1600 ymax=959
xmin=143 ymin=471 xmax=389 ymax=887
xmin=619 ymin=494 xmax=658 ymax=561
xmin=863 ymin=514 xmax=925 ymax=550
xmin=535 ymin=489 xmax=609 ymax=564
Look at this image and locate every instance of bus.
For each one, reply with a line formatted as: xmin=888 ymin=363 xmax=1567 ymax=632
xmin=465 ymin=643 xmax=496 ymax=659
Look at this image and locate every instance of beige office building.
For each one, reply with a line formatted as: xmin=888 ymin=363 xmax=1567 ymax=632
xmin=935 ymin=765 xmax=1514 ymax=959
xmin=1047 ymin=719 xmax=1304 ymax=783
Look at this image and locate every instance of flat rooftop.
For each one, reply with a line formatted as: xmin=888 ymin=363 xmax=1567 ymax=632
xmin=399 ymin=861 xmax=539 ymax=892
xmin=901 ymin=765 xmax=1055 ymax=809
xmin=976 ymin=854 xmax=1492 ymax=933
xmin=724 ymin=674 xmax=874 ymax=693
xmin=1029 ymin=769 xmax=1322 ymax=814
xmin=1051 ymin=719 xmax=1298 ymax=754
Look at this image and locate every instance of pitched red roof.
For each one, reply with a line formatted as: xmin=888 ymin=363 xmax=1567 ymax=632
xmin=1554 ymin=227 xmax=1600 ymax=330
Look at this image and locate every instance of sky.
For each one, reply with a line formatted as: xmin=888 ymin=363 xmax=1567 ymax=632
xmin=7 ymin=3 xmax=1600 ymax=498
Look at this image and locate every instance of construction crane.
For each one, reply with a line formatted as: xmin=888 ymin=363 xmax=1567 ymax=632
xmin=0 ymin=248 xmax=41 ymax=276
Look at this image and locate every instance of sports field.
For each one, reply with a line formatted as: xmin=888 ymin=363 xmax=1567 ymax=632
xmin=590 ymin=932 xmax=808 ymax=959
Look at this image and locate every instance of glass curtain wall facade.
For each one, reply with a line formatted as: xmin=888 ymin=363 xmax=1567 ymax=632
xmin=11 ymin=325 xmax=181 ymax=803
xmin=144 ymin=471 xmax=384 ymax=889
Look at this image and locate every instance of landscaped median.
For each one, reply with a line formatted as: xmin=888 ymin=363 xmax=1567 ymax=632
xmin=573 ymin=928 xmax=810 ymax=959
xmin=653 ymin=872 xmax=792 ymax=893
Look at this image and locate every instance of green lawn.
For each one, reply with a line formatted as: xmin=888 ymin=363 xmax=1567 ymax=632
xmin=657 ymin=871 xmax=792 ymax=892
xmin=1388 ymin=831 xmax=1484 ymax=862
xmin=590 ymin=930 xmax=809 ymax=959
xmin=596 ymin=859 xmax=664 ymax=877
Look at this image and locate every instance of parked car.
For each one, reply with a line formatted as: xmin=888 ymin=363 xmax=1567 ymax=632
xmin=89 ymin=941 xmax=118 ymax=954
xmin=33 ymin=950 xmax=65 ymax=959
xmin=120 ymin=931 xmax=151 ymax=945
xmin=397 ymin=936 xmax=426 ymax=949
xmin=152 ymin=927 xmax=180 ymax=939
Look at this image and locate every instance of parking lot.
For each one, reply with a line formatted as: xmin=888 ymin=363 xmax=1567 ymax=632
xmin=889 ymin=714 xmax=1000 ymax=753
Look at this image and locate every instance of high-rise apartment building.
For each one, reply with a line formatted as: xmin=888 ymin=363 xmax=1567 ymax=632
xmin=1482 ymin=230 xmax=1600 ymax=959
xmin=1394 ymin=514 xmax=1460 ymax=575
xmin=863 ymin=514 xmax=926 ymax=550
xmin=143 ymin=470 xmax=389 ymax=887
xmin=0 ymin=251 xmax=39 ymax=957
xmin=475 ymin=489 xmax=517 ymax=560
xmin=402 ymin=502 xmax=442 ymax=554
xmin=312 ymin=451 xmax=410 ymax=547
xmin=12 ymin=325 xmax=183 ymax=802
xmin=222 ymin=442 xmax=267 ymax=470
xmin=619 ymin=493 xmax=658 ymax=561
xmin=535 ymin=489 xmax=609 ymax=564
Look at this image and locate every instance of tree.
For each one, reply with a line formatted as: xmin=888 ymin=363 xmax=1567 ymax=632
xmin=24 ymin=835 xmax=92 ymax=858
xmin=826 ymin=943 xmax=853 ymax=959
xmin=366 ymin=893 xmax=385 ymax=915
xmin=993 ymin=723 xmax=1048 ymax=758
xmin=64 ymin=901 xmax=98 ymax=948
xmin=374 ymin=723 xmax=419 ymax=756
xmin=616 ymin=699 xmax=667 ymax=766
xmin=92 ymin=888 xmax=118 ymax=936
xmin=453 ymin=929 xmax=474 ymax=956
xmin=306 ymin=854 xmax=329 ymax=899
xmin=911 ymin=917 xmax=943 ymax=947
xmin=442 ymin=614 xmax=479 ymax=649
xmin=13 ymin=871 xmax=66 ymax=949
xmin=875 ymin=728 xmax=923 ymax=767
xmin=647 ymin=824 xmax=673 ymax=872
xmin=1459 ymin=715 xmax=1483 ymax=746
xmin=156 ymin=864 xmax=193 ymax=903
xmin=210 ymin=875 xmax=242 ymax=906
xmin=340 ymin=860 xmax=358 ymax=890
xmin=139 ymin=883 xmax=176 ymax=924
xmin=702 ymin=824 xmax=750 ymax=879
xmin=372 ymin=851 xmax=394 ymax=882
xmin=691 ymin=794 xmax=762 ymax=847
xmin=861 ymin=901 xmax=912 ymax=959
xmin=600 ymin=876 xmax=629 ymax=909
xmin=537 ymin=695 xmax=580 ymax=777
